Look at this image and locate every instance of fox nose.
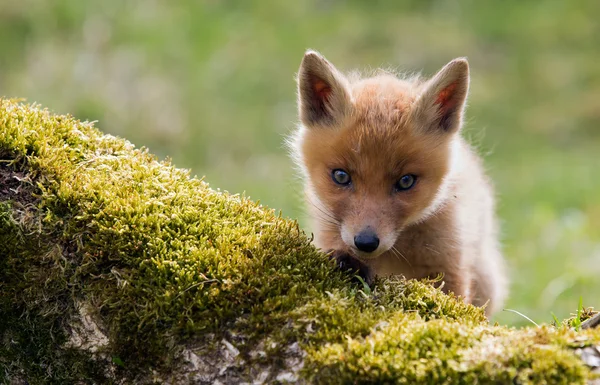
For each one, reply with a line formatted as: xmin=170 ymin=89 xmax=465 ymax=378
xmin=354 ymin=230 xmax=380 ymax=253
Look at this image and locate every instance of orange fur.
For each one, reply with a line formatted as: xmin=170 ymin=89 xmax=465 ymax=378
xmin=290 ymin=50 xmax=508 ymax=316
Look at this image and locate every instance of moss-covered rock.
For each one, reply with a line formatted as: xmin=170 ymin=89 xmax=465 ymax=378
xmin=0 ymin=98 xmax=599 ymax=384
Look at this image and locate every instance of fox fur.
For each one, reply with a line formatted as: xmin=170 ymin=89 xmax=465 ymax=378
xmin=289 ymin=50 xmax=508 ymax=316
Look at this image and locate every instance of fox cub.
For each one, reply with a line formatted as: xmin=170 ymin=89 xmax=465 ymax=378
xmin=290 ymin=50 xmax=507 ymax=316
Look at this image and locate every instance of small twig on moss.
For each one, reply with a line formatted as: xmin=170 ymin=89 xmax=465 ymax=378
xmin=581 ymin=312 xmax=600 ymax=330
xmin=174 ymin=279 xmax=219 ymax=300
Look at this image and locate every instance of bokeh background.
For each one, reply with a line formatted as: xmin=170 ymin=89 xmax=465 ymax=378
xmin=1 ymin=0 xmax=599 ymax=325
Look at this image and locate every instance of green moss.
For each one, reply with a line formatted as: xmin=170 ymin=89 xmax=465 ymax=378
xmin=1 ymin=98 xmax=599 ymax=384
xmin=306 ymin=320 xmax=599 ymax=384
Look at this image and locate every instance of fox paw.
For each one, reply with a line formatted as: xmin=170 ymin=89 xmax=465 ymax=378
xmin=328 ymin=250 xmax=373 ymax=286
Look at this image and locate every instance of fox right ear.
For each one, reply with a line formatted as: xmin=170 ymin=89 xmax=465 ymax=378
xmin=297 ymin=50 xmax=352 ymax=127
xmin=411 ymin=58 xmax=470 ymax=134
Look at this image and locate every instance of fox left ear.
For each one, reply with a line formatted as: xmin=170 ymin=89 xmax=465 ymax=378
xmin=297 ymin=50 xmax=352 ymax=128
xmin=412 ymin=58 xmax=470 ymax=134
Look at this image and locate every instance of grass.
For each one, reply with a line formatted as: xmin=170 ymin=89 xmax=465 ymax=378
xmin=0 ymin=0 xmax=599 ymax=326
xmin=573 ymin=298 xmax=584 ymax=331
xmin=503 ymin=309 xmax=540 ymax=328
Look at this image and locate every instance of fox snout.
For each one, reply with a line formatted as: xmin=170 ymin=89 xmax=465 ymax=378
xmin=342 ymin=222 xmax=397 ymax=259
xmin=354 ymin=228 xmax=380 ymax=253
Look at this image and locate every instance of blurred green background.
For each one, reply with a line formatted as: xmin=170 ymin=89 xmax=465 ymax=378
xmin=1 ymin=0 xmax=599 ymax=326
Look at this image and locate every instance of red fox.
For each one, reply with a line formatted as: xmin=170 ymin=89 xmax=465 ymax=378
xmin=289 ymin=50 xmax=507 ymax=316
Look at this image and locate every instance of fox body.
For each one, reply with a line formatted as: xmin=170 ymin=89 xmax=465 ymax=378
xmin=290 ymin=51 xmax=507 ymax=316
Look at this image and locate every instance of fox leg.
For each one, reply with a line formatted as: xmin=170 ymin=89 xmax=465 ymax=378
xmin=327 ymin=250 xmax=373 ymax=285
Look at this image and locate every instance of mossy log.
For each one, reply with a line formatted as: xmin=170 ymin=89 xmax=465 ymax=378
xmin=1 ymin=98 xmax=599 ymax=384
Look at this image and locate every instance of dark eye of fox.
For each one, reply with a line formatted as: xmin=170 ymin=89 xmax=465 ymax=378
xmin=395 ymin=174 xmax=417 ymax=191
xmin=332 ymin=169 xmax=351 ymax=185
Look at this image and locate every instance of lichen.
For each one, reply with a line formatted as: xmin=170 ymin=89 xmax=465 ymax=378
xmin=1 ymin=98 xmax=599 ymax=384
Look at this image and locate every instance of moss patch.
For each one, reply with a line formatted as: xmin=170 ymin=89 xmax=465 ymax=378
xmin=1 ymin=98 xmax=599 ymax=384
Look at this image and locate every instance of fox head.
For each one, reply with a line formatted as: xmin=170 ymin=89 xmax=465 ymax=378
xmin=290 ymin=50 xmax=470 ymax=261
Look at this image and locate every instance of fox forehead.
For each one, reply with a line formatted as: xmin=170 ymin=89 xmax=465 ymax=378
xmin=350 ymin=74 xmax=420 ymax=127
xmin=301 ymin=75 xmax=440 ymax=171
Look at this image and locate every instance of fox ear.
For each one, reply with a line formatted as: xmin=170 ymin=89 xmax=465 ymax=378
xmin=412 ymin=58 xmax=469 ymax=133
xmin=297 ymin=50 xmax=352 ymax=127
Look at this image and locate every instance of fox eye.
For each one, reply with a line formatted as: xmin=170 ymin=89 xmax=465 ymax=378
xmin=395 ymin=174 xmax=417 ymax=191
xmin=332 ymin=169 xmax=351 ymax=185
